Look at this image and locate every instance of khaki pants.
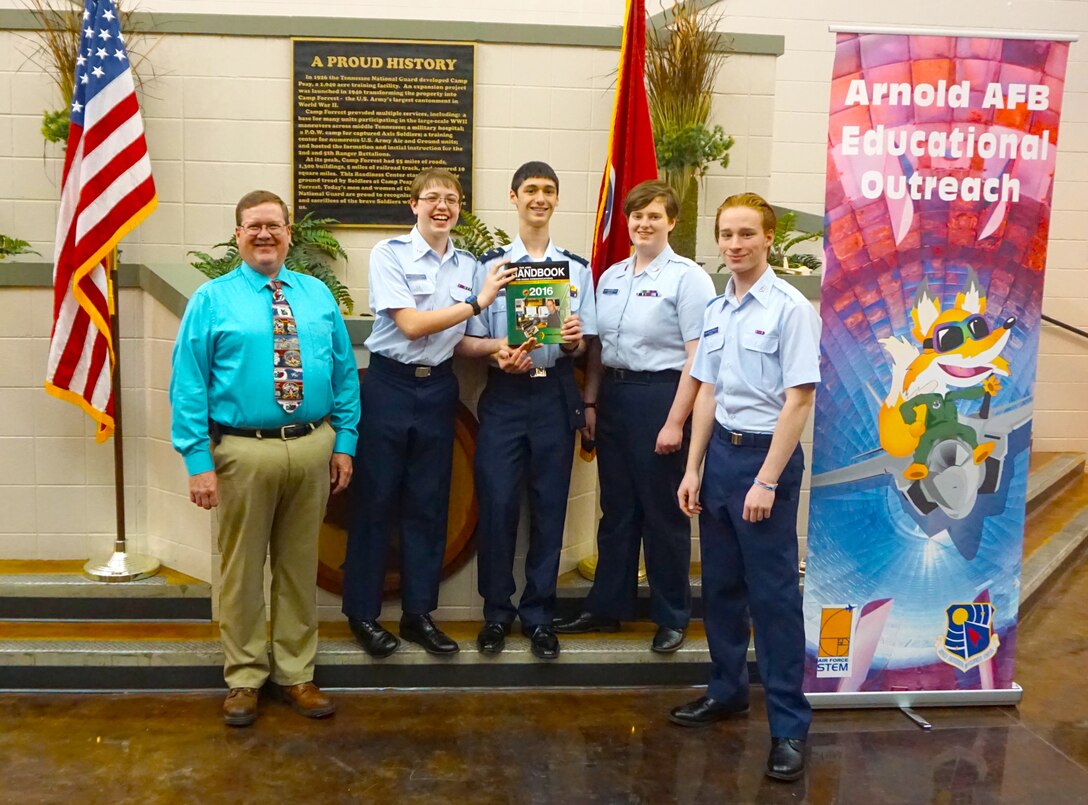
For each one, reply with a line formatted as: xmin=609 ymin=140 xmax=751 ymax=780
xmin=213 ymin=423 xmax=335 ymax=689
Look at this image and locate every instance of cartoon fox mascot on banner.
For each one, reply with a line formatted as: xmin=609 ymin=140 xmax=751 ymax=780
xmin=878 ymin=269 xmax=1016 ymax=481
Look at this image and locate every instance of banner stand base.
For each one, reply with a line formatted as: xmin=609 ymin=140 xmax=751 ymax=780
xmin=900 ymin=707 xmax=933 ymax=729
xmin=806 ymin=683 xmax=1022 ymax=710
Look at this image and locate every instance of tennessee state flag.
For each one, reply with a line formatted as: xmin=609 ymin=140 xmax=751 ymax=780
xmin=590 ymin=0 xmax=658 ymax=283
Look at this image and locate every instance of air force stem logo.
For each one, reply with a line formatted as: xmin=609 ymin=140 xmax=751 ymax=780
xmin=936 ymin=603 xmax=1000 ymax=671
xmin=816 ymin=605 xmax=855 ymax=677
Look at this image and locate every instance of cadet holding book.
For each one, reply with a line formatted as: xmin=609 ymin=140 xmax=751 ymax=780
xmin=456 ymin=161 xmax=595 ymax=660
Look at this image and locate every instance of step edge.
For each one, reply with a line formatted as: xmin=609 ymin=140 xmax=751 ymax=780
xmin=1027 ymin=454 xmax=1086 ymax=509
xmin=1020 ymin=504 xmax=1088 ymax=613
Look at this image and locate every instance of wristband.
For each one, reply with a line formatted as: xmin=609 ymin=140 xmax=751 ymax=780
xmin=466 ymin=295 xmax=482 ymax=316
xmin=753 ymin=478 xmax=778 ymax=491
xmin=583 ymin=402 xmax=597 ymax=409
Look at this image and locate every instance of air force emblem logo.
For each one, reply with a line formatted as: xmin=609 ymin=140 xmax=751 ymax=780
xmin=936 ymin=603 xmax=1000 ymax=671
xmin=816 ymin=605 xmax=855 ymax=677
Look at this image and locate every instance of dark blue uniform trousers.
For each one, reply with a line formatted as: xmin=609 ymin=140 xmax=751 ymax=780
xmin=699 ymin=426 xmax=811 ymax=740
xmin=586 ymin=371 xmax=691 ymax=629
xmin=341 ymin=356 xmax=458 ymax=621
xmin=475 ymin=368 xmax=576 ymax=627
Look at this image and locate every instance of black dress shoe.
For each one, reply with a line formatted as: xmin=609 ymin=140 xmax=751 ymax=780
xmin=552 ymin=611 xmax=620 ymax=634
xmin=766 ymin=738 xmax=805 ymax=781
xmin=668 ymin=696 xmax=750 ymax=728
xmin=400 ymin=613 xmax=460 ymax=655
xmin=348 ymin=618 xmax=399 ymax=658
xmin=522 ymin=625 xmax=560 ymax=660
xmin=476 ymin=621 xmax=511 ymax=654
xmin=651 ymin=625 xmax=685 ymax=654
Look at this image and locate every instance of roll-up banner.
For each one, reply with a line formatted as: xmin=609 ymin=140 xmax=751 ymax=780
xmin=804 ymin=28 xmax=1073 ymax=707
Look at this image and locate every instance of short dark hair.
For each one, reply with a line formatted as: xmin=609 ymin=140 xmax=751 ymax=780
xmin=235 ymin=190 xmax=290 ymax=226
xmin=623 ymin=180 xmax=679 ymax=220
xmin=511 ymin=161 xmax=559 ymax=193
xmin=714 ymin=192 xmax=777 ymax=238
xmin=409 ymin=168 xmax=463 ymax=202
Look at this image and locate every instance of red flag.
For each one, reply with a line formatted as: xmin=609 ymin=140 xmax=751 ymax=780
xmin=590 ymin=0 xmax=658 ymax=283
xmin=45 ymin=0 xmax=157 ymax=442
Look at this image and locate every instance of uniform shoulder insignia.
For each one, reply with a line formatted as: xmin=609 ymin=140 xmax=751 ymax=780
xmin=706 ymin=293 xmax=724 ymax=307
xmin=559 ymin=249 xmax=589 ymax=267
xmin=479 ymin=247 xmax=507 ymax=264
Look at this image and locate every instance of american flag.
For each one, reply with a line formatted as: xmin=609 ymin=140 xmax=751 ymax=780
xmin=45 ymin=0 xmax=156 ymax=442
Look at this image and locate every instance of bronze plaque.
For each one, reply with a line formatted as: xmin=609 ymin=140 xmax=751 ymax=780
xmin=293 ymin=38 xmax=475 ymax=227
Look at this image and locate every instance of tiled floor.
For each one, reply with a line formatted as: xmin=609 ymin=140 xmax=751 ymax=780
xmin=2 ymin=557 xmax=1087 ymax=803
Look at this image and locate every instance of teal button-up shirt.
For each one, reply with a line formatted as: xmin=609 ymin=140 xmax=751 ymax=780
xmin=170 ymin=263 xmax=360 ymax=475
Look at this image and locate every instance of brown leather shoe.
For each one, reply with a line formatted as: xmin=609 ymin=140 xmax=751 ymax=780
xmin=222 ymin=687 xmax=258 ymax=727
xmin=277 ymin=681 xmax=335 ymax=719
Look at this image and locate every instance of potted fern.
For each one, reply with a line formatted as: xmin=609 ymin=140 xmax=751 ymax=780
xmin=189 ymin=214 xmax=355 ymax=314
xmin=769 ymin=211 xmax=823 ymax=274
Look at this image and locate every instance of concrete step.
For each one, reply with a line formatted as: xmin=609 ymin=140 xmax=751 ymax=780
xmin=1020 ymin=471 xmax=1088 ymax=613
xmin=0 ymin=561 xmax=212 ymax=622
xmin=0 ymin=620 xmax=748 ymax=691
xmin=1027 ymin=451 xmax=1086 ymax=513
xmin=554 ymin=565 xmax=704 ymax=620
xmin=0 ymin=453 xmax=1080 ymax=691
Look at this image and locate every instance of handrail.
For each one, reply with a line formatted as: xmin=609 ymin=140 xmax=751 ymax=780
xmin=1042 ymin=314 xmax=1088 ymax=341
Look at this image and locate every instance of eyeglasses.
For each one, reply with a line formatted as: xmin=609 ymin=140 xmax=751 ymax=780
xmin=925 ymin=315 xmax=990 ymax=353
xmin=417 ymin=194 xmax=462 ymax=207
xmin=239 ymin=223 xmax=287 ymax=236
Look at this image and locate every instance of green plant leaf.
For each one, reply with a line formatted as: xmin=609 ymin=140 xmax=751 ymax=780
xmin=0 ymin=235 xmax=39 ymax=261
xmin=452 ymin=209 xmax=511 ymax=259
xmin=41 ymin=108 xmax=69 ymax=145
xmin=768 ymin=212 xmax=824 ymax=273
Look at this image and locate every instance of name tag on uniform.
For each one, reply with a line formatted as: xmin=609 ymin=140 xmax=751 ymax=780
xmin=637 ymin=290 xmax=660 ymax=297
xmin=405 ymin=273 xmax=427 ymax=280
xmin=603 ymin=288 xmax=620 ymax=295
xmin=704 ymin=327 xmax=719 ymax=337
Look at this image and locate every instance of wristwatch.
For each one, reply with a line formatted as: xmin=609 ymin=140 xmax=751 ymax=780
xmin=466 ymin=294 xmax=482 ymax=316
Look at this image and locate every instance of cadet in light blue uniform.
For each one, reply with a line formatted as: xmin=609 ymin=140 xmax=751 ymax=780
xmin=673 ymin=193 xmax=820 ymax=784
xmin=342 ymin=168 xmax=514 ymax=659
xmin=554 ymin=181 xmax=714 ymax=654
xmin=457 ymin=162 xmax=596 ymax=660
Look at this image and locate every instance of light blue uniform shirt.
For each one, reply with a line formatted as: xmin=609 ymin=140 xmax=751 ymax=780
xmin=170 ymin=263 xmax=360 ymax=476
xmin=465 ymin=237 xmax=598 ymax=369
xmin=364 ymin=226 xmax=478 ymax=366
xmin=595 ymin=245 xmax=715 ymax=372
xmin=690 ymin=267 xmax=822 ymax=433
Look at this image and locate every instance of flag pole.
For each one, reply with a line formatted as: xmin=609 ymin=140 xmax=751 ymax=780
xmin=83 ymin=251 xmax=160 ymax=582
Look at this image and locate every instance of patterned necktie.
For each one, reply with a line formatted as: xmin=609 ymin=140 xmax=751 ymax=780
xmin=270 ymin=279 xmax=303 ymax=413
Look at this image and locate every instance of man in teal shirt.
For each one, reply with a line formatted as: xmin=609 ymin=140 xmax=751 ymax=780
xmin=171 ymin=190 xmax=359 ymax=727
